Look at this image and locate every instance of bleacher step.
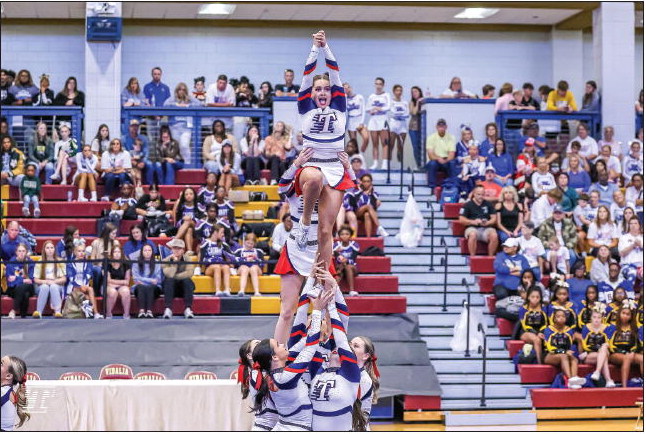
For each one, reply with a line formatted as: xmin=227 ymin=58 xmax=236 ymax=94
xmin=444 ymin=410 xmax=536 ymax=427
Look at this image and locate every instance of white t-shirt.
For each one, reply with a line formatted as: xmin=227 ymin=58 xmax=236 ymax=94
xmin=587 ymin=222 xmax=619 ymax=246
xmin=624 ymin=186 xmax=643 ymax=212
xmin=598 ymin=139 xmax=623 ymax=158
xmin=610 ymin=201 xmax=635 ymax=225
xmin=618 ymin=232 xmax=644 ymax=266
xmin=531 ymin=172 xmax=556 ymax=194
xmin=552 ymin=221 xmax=565 ymax=246
xmin=622 ymin=155 xmax=643 ymax=180
xmin=204 ymin=83 xmax=235 ymax=127
xmin=548 ymin=246 xmax=570 ymax=274
xmin=100 ymin=150 xmax=132 ymax=172
xmin=567 ymin=136 xmax=598 ymax=159
xmin=593 ymin=155 xmax=622 ymax=175
xmin=518 ymin=236 xmax=546 ymax=268
xmin=530 ymin=195 xmax=556 ymax=228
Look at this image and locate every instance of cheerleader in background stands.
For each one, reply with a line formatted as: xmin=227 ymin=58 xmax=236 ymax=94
xmin=605 ymin=287 xmax=629 ymax=324
xmin=336 ymin=188 xmax=359 ymax=238
xmin=355 ymin=174 xmax=389 ymax=238
xmin=237 ymin=339 xmax=278 ymax=431
xmin=547 ymin=283 xmax=577 ymax=328
xmin=50 ymin=122 xmax=78 ymax=185
xmin=333 ymin=225 xmax=360 ymax=296
xmin=459 ymin=143 xmax=486 ymax=198
xmin=199 ymin=224 xmax=235 ymax=297
xmin=578 ymin=309 xmax=616 ymax=387
xmin=343 ymin=82 xmax=369 ymax=152
xmin=350 ymin=335 xmax=380 ymax=430
xmin=309 ymin=265 xmax=362 ymax=431
xmin=66 ymin=244 xmax=103 ymax=319
xmin=543 ymin=309 xmax=586 ymax=388
xmin=388 ymin=84 xmax=410 ymax=166
xmin=367 ymin=77 xmax=392 ymax=171
xmin=251 ymin=288 xmax=334 ymax=431
xmin=608 ymin=305 xmax=642 ymax=387
xmin=110 ymin=182 xmax=137 ymax=221
xmin=576 ymin=285 xmax=606 ymax=329
xmin=73 ymin=144 xmax=99 ymax=202
xmin=197 ymin=172 xmax=218 ymax=211
xmin=293 ymin=30 xmax=354 ymax=272
xmin=213 ymin=186 xmax=237 ymax=234
xmin=234 ymin=233 xmax=265 ymax=297
xmin=518 ymin=287 xmax=548 ymax=364
xmin=56 ymin=225 xmax=86 ymax=261
xmin=195 ymin=203 xmax=219 ymax=243
xmin=173 ymin=187 xmax=203 ymax=253
xmin=1 ymin=355 xmax=31 ymax=431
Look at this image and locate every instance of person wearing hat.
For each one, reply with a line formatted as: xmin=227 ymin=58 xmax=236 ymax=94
xmin=478 ymin=165 xmax=502 ymax=202
xmin=458 ymin=185 xmax=499 ymax=257
xmin=537 ymin=203 xmax=578 ymax=266
xmin=492 ymin=237 xmax=531 ymax=300
xmin=514 ymin=138 xmax=537 ymax=189
xmin=521 ymin=122 xmax=558 ymax=164
xmin=425 ymin=118 xmax=456 ymax=190
xmin=530 ymin=188 xmax=562 ymax=228
xmin=350 ymin=154 xmax=368 ymax=180
xmin=161 ymin=238 xmax=196 ymax=319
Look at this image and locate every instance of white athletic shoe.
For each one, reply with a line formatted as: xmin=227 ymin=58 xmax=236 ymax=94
xmin=33 ymin=208 xmax=41 ymax=218
xmin=50 ymin=173 xmax=60 ymax=181
xmin=22 ymin=207 xmax=30 ymax=217
xmin=100 ymin=196 xmax=110 ymax=202
xmin=138 ymin=310 xmax=146 ymax=318
xmin=93 ymin=312 xmax=104 ymax=319
xmin=7 ymin=310 xmax=16 ymax=319
xmin=568 ymin=376 xmax=585 ymax=387
xmin=381 ymin=160 xmax=389 ymax=171
xmin=590 ymin=371 xmax=600 ymax=381
xmin=348 ymin=290 xmax=359 ymax=297
xmin=78 ymin=196 xmax=88 ymax=202
xmin=294 ymin=223 xmax=310 ymax=251
xmin=163 ymin=308 xmax=173 ymax=319
xmin=184 ymin=307 xmax=194 ymax=319
xmin=369 ymin=161 xmax=379 ymax=170
xmin=605 ymin=379 xmax=616 ymax=388
xmin=377 ymin=225 xmax=390 ymax=237
xmin=145 ymin=310 xmax=154 ymax=318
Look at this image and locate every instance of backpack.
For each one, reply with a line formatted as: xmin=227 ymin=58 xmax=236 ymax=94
xmin=512 ymin=345 xmax=537 ymax=369
xmin=62 ymin=290 xmax=91 ymax=319
xmin=439 ymin=179 xmax=460 ymax=208
xmin=249 ymin=191 xmax=268 ymax=202
xmin=551 ymin=373 xmax=567 ymax=389
xmin=361 ymin=246 xmax=385 ymax=257
xmin=145 ymin=215 xmax=175 ymax=237
xmin=239 ymin=222 xmax=276 ymax=238
xmin=96 ymin=211 xmax=121 ymax=237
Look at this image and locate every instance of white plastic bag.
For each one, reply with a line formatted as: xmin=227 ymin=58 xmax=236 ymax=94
xmin=449 ymin=305 xmax=485 ymax=353
xmin=396 ymin=192 xmax=425 ymax=248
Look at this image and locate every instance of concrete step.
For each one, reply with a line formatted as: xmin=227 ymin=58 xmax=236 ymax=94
xmin=437 ymin=374 xmax=522 ymax=385
xmin=430 ymin=359 xmax=516 ymax=375
xmin=441 ymin=384 xmax=528 ymax=400
xmin=440 ymin=397 xmax=533 ymax=410
xmin=397 ymin=274 xmax=477 ymax=285
xmin=419 ymin=326 xmax=500 ymax=337
xmin=405 ymin=292 xmax=485 ymax=307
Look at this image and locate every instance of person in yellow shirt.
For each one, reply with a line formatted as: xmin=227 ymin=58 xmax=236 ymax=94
xmin=425 ymin=118 xmax=457 ymax=189
xmin=547 ymin=80 xmax=578 ymax=112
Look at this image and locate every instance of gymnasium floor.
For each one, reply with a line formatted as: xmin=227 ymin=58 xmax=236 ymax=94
xmin=372 ymin=419 xmax=641 ymax=431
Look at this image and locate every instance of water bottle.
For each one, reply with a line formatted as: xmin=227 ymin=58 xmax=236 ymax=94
xmin=67 ymin=190 xmax=73 ymax=202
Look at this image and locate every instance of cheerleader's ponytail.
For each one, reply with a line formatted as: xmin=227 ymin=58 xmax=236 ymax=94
xmin=250 ymin=339 xmax=274 ymax=414
xmin=356 ymin=336 xmax=380 ymax=404
xmin=237 ymin=339 xmax=256 ymax=399
xmin=351 ymin=397 xmax=368 ymax=432
xmin=6 ymin=355 xmax=31 ymax=428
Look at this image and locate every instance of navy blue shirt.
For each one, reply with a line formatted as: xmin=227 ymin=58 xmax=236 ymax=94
xmin=0 ymin=234 xmax=29 ymax=261
xmin=143 ymin=81 xmax=171 ymax=107
xmin=122 ymin=133 xmax=150 ymax=154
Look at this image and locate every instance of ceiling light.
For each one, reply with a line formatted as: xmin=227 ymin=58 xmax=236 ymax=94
xmin=454 ymin=8 xmax=499 ymax=19
xmin=198 ymin=4 xmax=236 ymax=16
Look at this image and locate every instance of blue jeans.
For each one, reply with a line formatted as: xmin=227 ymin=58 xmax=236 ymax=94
xmin=426 ymin=160 xmax=457 ymax=188
xmin=204 ymin=160 xmax=219 ymax=175
xmin=409 ymin=130 xmax=422 ymax=168
xmin=104 ymin=172 xmax=131 ymax=196
xmin=163 ymin=161 xmax=184 ymax=185
xmin=492 ymin=177 xmax=514 ymax=187
xmin=497 ymin=230 xmax=513 ymax=244
xmin=33 ymin=161 xmax=55 ymax=184
xmin=146 ymin=162 xmax=164 ymax=185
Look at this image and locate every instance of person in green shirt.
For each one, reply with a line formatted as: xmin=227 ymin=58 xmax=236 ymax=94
xmin=20 ymin=163 xmax=42 ymax=218
xmin=425 ymin=118 xmax=457 ymax=189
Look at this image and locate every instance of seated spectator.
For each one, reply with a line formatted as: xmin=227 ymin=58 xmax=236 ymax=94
xmin=580 ymin=80 xmax=601 ymax=112
xmin=5 ymin=243 xmax=35 ymax=319
xmin=514 ymin=139 xmax=537 ymax=189
xmin=122 ymin=119 xmax=149 ymax=154
xmin=73 ymin=145 xmax=99 ymax=202
xmin=544 ymin=309 xmax=585 ymax=389
xmin=56 ymin=225 xmax=85 ymax=261
xmin=121 ymin=77 xmax=148 ymax=107
xmin=507 ymin=89 xmax=535 ymax=140
xmin=454 ymin=126 xmax=478 ymax=168
xmin=263 ymin=121 xmax=292 ymax=183
xmin=440 ymin=76 xmax=476 ymax=99
xmin=66 ymin=243 xmax=102 ymax=319
xmin=90 ymin=222 xmax=120 ymax=294
xmin=598 ymin=264 xmax=632 ymax=306
xmin=234 ymin=233 xmax=264 ymax=297
xmin=203 ymin=120 xmax=237 ymax=174
xmin=493 ymin=83 xmax=514 ymax=115
xmin=590 ymin=245 xmax=614 ymax=283
xmin=594 ymin=145 xmax=622 ymax=183
xmin=235 ymin=80 xmax=258 ymax=108
xmin=135 ymin=183 xmax=171 ymax=227
xmin=518 ymin=287 xmax=548 ymax=364
xmin=493 ymin=238 xmax=531 ymax=300
xmin=547 ymin=282 xmax=577 ymax=327
xmin=459 ymin=143 xmax=485 ymax=198
xmin=162 ymin=238 xmax=196 ymax=319
xmin=481 ymin=84 xmax=495 ymax=99
xmin=90 ymin=124 xmax=111 ymax=157
xmin=157 ymin=125 xmax=184 ymax=185
xmin=618 ymin=216 xmax=643 ymax=280
xmin=350 ymin=155 xmax=369 ymax=180
xmin=269 ymin=213 xmax=292 ymax=274
xmin=530 ymin=189 xmax=562 ymax=228
xmin=239 ymin=124 xmax=265 ymax=184
xmin=531 ymin=157 xmax=556 ymax=196
xmin=195 ymin=202 xmax=220 ymax=244
xmin=123 ymin=224 xmax=158 ymax=261
xmin=27 ymin=122 xmax=55 ymax=184
xmin=556 ymin=173 xmax=578 ymax=213
xmin=561 ymin=141 xmax=591 ymax=173
xmin=355 ymin=174 xmax=389 ymax=237
xmin=100 ymin=138 xmax=132 ymax=201
xmin=165 ymin=82 xmax=199 ymax=162
xmin=478 ymin=122 xmax=498 ymax=156
xmin=105 ymin=246 xmax=131 ymax=319
xmin=622 ymin=140 xmax=643 ymax=183
xmin=566 ymin=262 xmax=594 ymax=303
xmin=333 ymin=225 xmax=360 ymax=297
xmin=479 ymin=166 xmax=503 ymax=202
xmin=546 ymin=80 xmax=577 ymax=112
xmin=608 ymin=306 xmax=642 ymax=388
xmin=110 ymin=182 xmax=137 ymax=221
xmin=19 ymin=163 xmax=41 ymax=218
xmin=0 ymin=69 xmax=15 ymax=105
xmin=619 ymin=207 xmax=637 ymax=235
xmin=197 ymin=172 xmax=218 ymax=212
xmin=591 ymin=160 xmax=609 ymax=185
xmin=9 ymin=70 xmax=38 ymax=106
xmin=205 ymin=74 xmax=235 ymax=130
xmin=575 ymin=285 xmax=604 ymax=326
xmin=173 ymin=187 xmax=203 ymax=252
xmin=537 ymin=205 xmax=578 ymax=266
xmin=53 ymin=76 xmax=85 ymax=107
xmin=198 ymin=224 xmax=234 ymax=297
xmin=33 ymin=240 xmax=66 ymax=318
xmin=192 ymin=76 xmax=206 ymax=105
xmin=1 ymin=221 xmax=30 ymax=261
xmin=257 ymin=81 xmax=274 ymax=108
xmin=425 ymin=118 xmax=456 ymax=189
xmin=610 ymin=190 xmax=634 ymax=225
xmin=212 ymin=186 xmax=237 ymax=233
xmin=458 ymin=185 xmax=498 ymax=256
xmin=274 ymin=69 xmax=298 ymax=96
xmin=217 ymin=141 xmax=242 ymax=194
xmin=1 ymin=135 xmax=25 ymax=187
xmin=587 ymin=205 xmax=619 ymax=257
xmin=598 ymin=125 xmax=623 ymax=160
xmin=487 ymin=138 xmax=514 ymax=187
xmin=518 ymin=222 xmax=545 ymax=280
xmin=566 ymin=123 xmax=598 ymax=162
xmin=521 ymin=122 xmax=556 ymax=163
xmin=565 ymin=155 xmax=591 ymax=193
xmin=625 ymin=174 xmax=644 ymax=223
xmin=495 ymin=186 xmax=523 ymax=242
xmin=546 ymin=236 xmax=571 ymax=277
xmin=50 ymin=123 xmax=78 ymax=185
xmin=132 ymin=243 xmax=162 ymax=318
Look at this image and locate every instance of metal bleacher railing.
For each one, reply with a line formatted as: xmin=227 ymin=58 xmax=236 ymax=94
xmin=0 ymin=106 xmax=84 ymax=154
xmin=121 ymin=106 xmax=272 ymax=168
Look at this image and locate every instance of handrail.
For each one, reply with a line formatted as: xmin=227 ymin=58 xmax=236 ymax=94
xmin=428 ymin=201 xmax=435 ymax=271
xmin=463 ymin=277 xmax=472 ymax=358
xmin=440 ymin=237 xmax=448 ymax=311
xmin=0 ymin=106 xmax=85 ymax=146
xmin=422 ymin=98 xmax=495 ymax=105
xmin=495 ymin=110 xmax=602 ymax=140
xmin=477 ymin=323 xmax=487 ymax=407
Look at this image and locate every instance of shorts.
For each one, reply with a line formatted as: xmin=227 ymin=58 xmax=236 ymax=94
xmin=347 ymin=116 xmax=364 ymax=132
xmin=389 ymin=119 xmax=408 ymax=135
xmin=271 ymin=420 xmax=311 ymax=431
xmin=368 ymin=114 xmax=388 ymax=131
xmin=275 ymin=242 xmax=336 ymax=276
xmin=464 ymin=226 xmax=496 ymax=242
xmin=295 ymin=165 xmax=356 ymax=193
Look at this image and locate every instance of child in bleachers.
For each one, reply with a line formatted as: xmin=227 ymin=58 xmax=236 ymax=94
xmin=66 ymin=243 xmax=103 ymax=319
xmin=543 ymin=309 xmax=585 ymax=389
xmin=608 ymin=306 xmax=641 ymax=387
xmin=33 ymin=240 xmax=66 ymax=318
xmin=333 ymin=225 xmax=359 ymax=296
xmin=518 ymin=287 xmax=548 ymax=364
xmin=195 ymin=203 xmax=219 ymax=242
xmin=547 ymin=282 xmax=577 ymax=328
xmin=579 ymin=309 xmax=615 ymax=388
xmin=518 ymin=222 xmax=545 ymax=280
xmin=73 ymin=144 xmax=99 ymax=202
xmin=132 ymin=243 xmax=162 ymax=319
xmin=129 ymin=136 xmax=146 ymax=189
xmin=50 ymin=122 xmax=78 ymax=185
xmin=105 ymin=245 xmax=131 ymax=319
xmin=531 ymin=157 xmax=556 ymax=197
xmin=173 ymin=187 xmax=203 ymax=252
xmin=546 ymin=236 xmax=571 ymax=277
xmin=336 ymin=189 xmax=359 ymax=237
xmin=355 ymin=174 xmax=388 ymax=237
xmin=19 ymin=163 xmax=41 ymax=218
xmin=199 ymin=224 xmax=235 ymax=297
xmin=459 ymin=143 xmax=485 ymax=198
xmin=197 ymin=172 xmax=218 ymax=212
xmin=213 ymin=186 xmax=236 ymax=230
xmin=234 ymin=233 xmax=265 ymax=297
